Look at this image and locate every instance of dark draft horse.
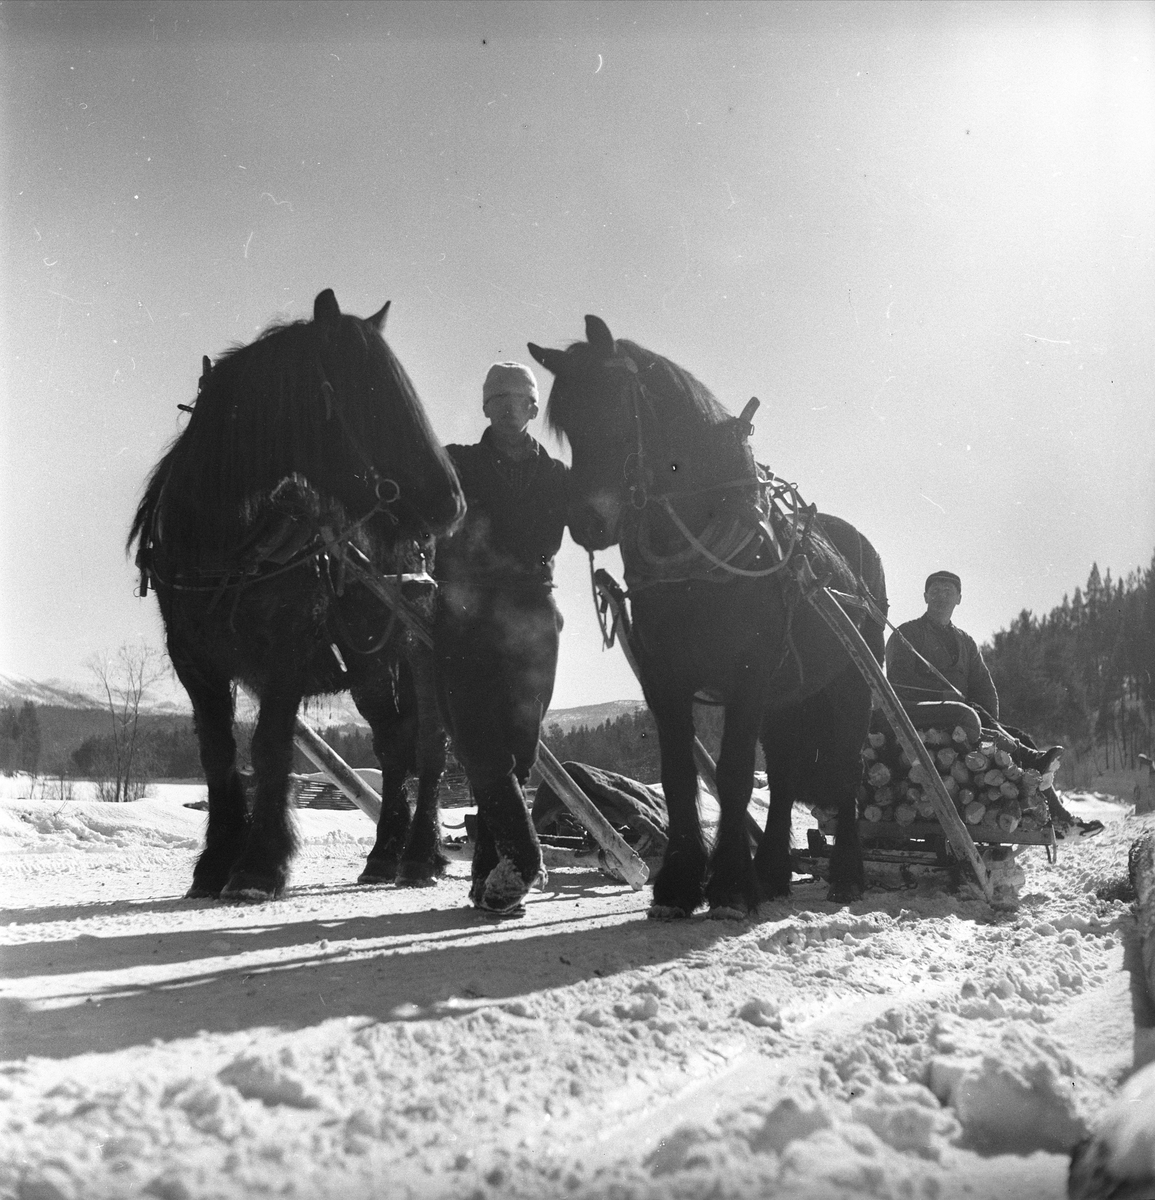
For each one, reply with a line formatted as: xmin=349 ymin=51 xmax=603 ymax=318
xmin=529 ymin=317 xmax=888 ymax=915
xmin=129 ymin=289 xmax=464 ymax=901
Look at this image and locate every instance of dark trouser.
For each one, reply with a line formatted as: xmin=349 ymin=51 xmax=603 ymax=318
xmin=435 ymin=583 xmax=561 ymax=895
xmin=904 ymin=700 xmax=983 ymax=746
xmin=905 ymin=701 xmax=1072 ymax=826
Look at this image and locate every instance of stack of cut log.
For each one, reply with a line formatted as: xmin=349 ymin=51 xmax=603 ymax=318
xmin=809 ymin=725 xmax=1052 ymax=839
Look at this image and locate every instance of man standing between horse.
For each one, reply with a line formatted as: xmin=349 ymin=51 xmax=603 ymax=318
xmin=886 ymin=570 xmax=1101 ymax=839
xmin=435 ymin=362 xmax=570 ymax=913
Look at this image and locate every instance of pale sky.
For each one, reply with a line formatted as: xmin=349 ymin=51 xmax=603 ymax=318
xmin=2 ymin=0 xmax=1153 ymax=709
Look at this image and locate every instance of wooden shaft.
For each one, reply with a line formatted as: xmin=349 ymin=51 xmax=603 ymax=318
xmin=340 ymin=550 xmax=435 ymax=648
xmin=292 ymin=719 xmax=383 ymax=823
xmin=794 ymin=561 xmax=993 ymax=904
xmin=237 ymin=683 xmax=384 ymax=824
xmin=1131 ymin=830 xmax=1155 ymax=1008
xmin=691 ymin=739 xmax=721 ymax=801
xmin=535 ymin=743 xmax=649 ymax=890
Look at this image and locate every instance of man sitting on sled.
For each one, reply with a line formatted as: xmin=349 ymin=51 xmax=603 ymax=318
xmin=885 ymin=570 xmax=1102 ymax=841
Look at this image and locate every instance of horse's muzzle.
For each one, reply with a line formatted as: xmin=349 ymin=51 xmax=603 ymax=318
xmin=568 ymin=492 xmax=621 ymax=551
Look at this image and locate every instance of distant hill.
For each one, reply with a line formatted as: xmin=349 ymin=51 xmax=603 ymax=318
xmin=295 ymin=693 xmax=646 ymax=733
xmin=0 ymin=671 xmax=189 ymax=715
xmin=543 ymin=700 xmax=646 ymax=733
xmin=0 ymin=672 xmax=646 ymax=761
xmin=295 ymin=695 xmax=646 ymax=735
xmin=0 ymin=672 xmax=103 ymax=710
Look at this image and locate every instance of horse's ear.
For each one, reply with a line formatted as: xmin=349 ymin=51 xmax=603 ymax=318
xmin=584 ymin=315 xmax=616 ymax=357
xmin=527 ymin=342 xmax=567 ymax=376
xmin=314 ymin=289 xmax=341 ymax=324
xmin=369 ymin=300 xmax=391 ymax=332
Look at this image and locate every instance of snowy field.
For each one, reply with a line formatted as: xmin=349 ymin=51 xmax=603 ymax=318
xmin=0 ymin=776 xmax=1150 ymax=1200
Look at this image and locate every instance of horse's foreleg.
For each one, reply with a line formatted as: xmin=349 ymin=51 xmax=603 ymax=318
xmin=706 ymin=696 xmax=764 ymax=918
xmin=649 ymin=691 xmax=707 ymax=918
xmin=177 ymin=661 xmax=247 ymax=899
xmin=755 ymin=704 xmax=802 ymax=901
xmin=469 ymin=768 xmax=543 ymax=914
xmin=397 ymin=646 xmax=449 ymax=886
xmin=358 ymin=727 xmax=412 ymax=884
xmin=350 ymin=667 xmax=414 ymax=884
xmin=221 ymin=689 xmax=301 ymax=901
xmin=812 ymin=672 xmax=870 ymax=905
xmin=468 ymin=808 xmax=499 ymax=902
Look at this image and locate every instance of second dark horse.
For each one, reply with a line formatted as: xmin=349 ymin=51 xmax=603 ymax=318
xmin=129 ymin=290 xmax=465 ymax=901
xmin=529 ymin=317 xmax=887 ymax=915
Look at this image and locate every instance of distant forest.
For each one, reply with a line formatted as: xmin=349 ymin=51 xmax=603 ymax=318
xmin=982 ymin=557 xmax=1154 ymax=771
xmin=5 ymin=552 xmax=1151 ymax=786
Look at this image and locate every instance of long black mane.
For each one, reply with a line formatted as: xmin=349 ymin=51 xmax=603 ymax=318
xmin=129 ymin=301 xmax=448 ymax=572
xmin=544 ymin=332 xmax=865 ymax=596
xmin=545 ymin=336 xmax=732 ymax=444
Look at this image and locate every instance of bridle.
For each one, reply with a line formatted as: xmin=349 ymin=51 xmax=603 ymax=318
xmin=137 ymin=356 xmax=423 ymax=623
xmin=586 ymin=353 xmax=811 ymax=587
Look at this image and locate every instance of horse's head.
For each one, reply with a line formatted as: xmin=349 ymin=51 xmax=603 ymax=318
xmin=529 ymin=316 xmax=745 ymax=551
xmin=310 ymin=289 xmax=465 ymax=542
xmin=528 ymin=316 xmax=634 ymax=549
xmin=137 ymin=291 xmax=464 ymax=569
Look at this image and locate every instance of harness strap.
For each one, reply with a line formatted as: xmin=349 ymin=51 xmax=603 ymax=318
xmin=655 ymin=496 xmax=792 ymax=579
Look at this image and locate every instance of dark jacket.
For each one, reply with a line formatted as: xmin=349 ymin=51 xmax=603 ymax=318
xmin=885 ymin=614 xmax=999 ymax=718
xmin=438 ymin=429 xmax=569 ymax=589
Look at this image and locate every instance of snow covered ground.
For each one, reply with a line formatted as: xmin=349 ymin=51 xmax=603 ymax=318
xmin=1 ymin=776 xmax=1150 ymax=1200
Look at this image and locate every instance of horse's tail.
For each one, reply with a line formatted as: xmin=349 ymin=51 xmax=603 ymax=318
xmin=126 ymin=453 xmax=171 ymax=562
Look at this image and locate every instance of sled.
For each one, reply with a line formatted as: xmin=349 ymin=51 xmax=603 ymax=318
xmin=593 ymin=551 xmax=1013 ymax=907
xmin=789 ymin=555 xmax=999 ymax=904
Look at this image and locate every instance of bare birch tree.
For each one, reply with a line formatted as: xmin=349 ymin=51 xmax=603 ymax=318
xmin=87 ymin=642 xmax=167 ymax=802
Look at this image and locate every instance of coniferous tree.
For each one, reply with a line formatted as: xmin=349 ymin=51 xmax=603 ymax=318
xmin=983 ymin=551 xmax=1153 ymax=769
xmin=0 ymin=706 xmax=18 ymax=775
xmin=15 ymin=702 xmax=41 ymax=775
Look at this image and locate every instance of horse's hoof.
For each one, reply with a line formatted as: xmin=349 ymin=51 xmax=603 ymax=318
xmin=185 ymin=884 xmax=220 ymax=899
xmin=395 ymin=858 xmax=447 ymax=887
xmin=647 ymin=904 xmax=691 ymax=920
xmin=472 ymin=897 xmax=526 ymax=918
xmin=220 ymin=886 xmax=277 ymax=904
xmin=221 ymin=873 xmax=283 ymax=902
xmin=757 ymin=874 xmax=793 ymax=901
xmin=396 ymin=874 xmax=438 ymax=889
xmin=826 ymin=884 xmax=862 ymax=906
xmin=357 ymin=862 xmax=397 ymax=885
xmin=707 ymin=902 xmax=749 ymax=921
xmin=478 ymin=857 xmax=533 ymax=914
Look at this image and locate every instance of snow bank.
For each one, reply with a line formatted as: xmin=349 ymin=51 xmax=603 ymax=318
xmin=0 ymin=784 xmax=1147 ymax=1200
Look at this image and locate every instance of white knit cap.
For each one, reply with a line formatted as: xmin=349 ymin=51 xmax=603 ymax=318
xmin=482 ymin=362 xmax=538 ymax=407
